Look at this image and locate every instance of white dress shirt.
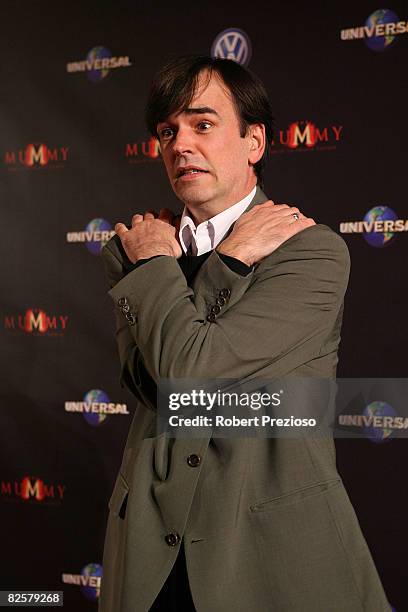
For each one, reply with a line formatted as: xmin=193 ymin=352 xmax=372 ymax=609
xmin=179 ymin=186 xmax=257 ymax=256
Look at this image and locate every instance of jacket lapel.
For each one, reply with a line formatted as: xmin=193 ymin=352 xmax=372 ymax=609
xmin=222 ymin=184 xmax=269 ymax=241
xmin=246 ymin=184 xmax=269 ymax=211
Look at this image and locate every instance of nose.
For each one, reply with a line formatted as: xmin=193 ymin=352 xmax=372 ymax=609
xmin=171 ymin=127 xmax=195 ymax=156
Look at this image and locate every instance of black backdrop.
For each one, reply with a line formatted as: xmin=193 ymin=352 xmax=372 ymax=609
xmin=1 ymin=1 xmax=407 ymax=609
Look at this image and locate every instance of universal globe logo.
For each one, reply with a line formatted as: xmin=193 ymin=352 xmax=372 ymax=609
xmin=364 ymin=9 xmax=400 ymax=51
xmin=86 ymin=46 xmax=112 ymax=82
xmin=362 ymin=206 xmax=397 ymax=247
xmin=66 ymin=46 xmax=132 ymax=82
xmin=66 ymin=218 xmax=115 ymax=255
xmin=62 ymin=563 xmax=102 ymax=601
xmin=211 ymin=28 xmax=252 ymax=65
xmin=65 ymin=389 xmax=129 ymax=426
xmin=362 ymin=401 xmax=396 ymax=443
xmin=341 ymin=9 xmax=408 ymax=51
xmin=84 ymin=218 xmax=113 ymax=254
xmin=339 ymin=400 xmax=408 ymax=444
xmin=83 ymin=390 xmax=110 ymax=426
xmin=81 ymin=563 xmax=102 ymax=600
xmin=340 ymin=206 xmax=408 ymax=247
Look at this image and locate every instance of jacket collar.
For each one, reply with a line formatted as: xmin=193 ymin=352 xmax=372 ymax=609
xmin=246 ymin=184 xmax=269 ymax=211
xmin=110 ymin=184 xmax=269 ymax=262
xmin=221 ymin=184 xmax=269 ymax=241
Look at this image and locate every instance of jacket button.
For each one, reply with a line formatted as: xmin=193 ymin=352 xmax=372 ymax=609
xmin=211 ymin=304 xmax=221 ymax=315
xmin=187 ymin=454 xmax=201 ymax=467
xmin=126 ymin=313 xmax=136 ymax=325
xmin=216 ymin=296 xmax=226 ymax=306
xmin=206 ymin=313 xmax=216 ymax=323
xmin=219 ymin=288 xmax=231 ymax=299
xmin=118 ymin=297 xmax=128 ymax=306
xmin=165 ymin=532 xmax=181 ymax=547
xmin=121 ymin=304 xmax=130 ymax=313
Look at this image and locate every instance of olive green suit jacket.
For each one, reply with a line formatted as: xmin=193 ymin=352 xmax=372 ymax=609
xmin=99 ymin=187 xmax=390 ymax=612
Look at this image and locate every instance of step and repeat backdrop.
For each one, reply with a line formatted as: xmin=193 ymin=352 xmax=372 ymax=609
xmin=1 ymin=1 xmax=407 ymax=610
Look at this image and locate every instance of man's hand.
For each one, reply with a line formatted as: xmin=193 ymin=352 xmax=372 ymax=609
xmin=115 ymin=208 xmax=182 ymax=263
xmin=217 ymin=201 xmax=315 ymax=266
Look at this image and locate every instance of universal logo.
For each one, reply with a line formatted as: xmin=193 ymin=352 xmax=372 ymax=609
xmin=341 ymin=9 xmax=408 ymax=51
xmin=339 ymin=401 xmax=405 ymax=444
xmin=340 ymin=206 xmax=407 ymax=247
xmin=65 ymin=389 xmax=130 ymax=427
xmin=67 ymin=46 xmax=132 ymax=82
xmin=62 ymin=564 xmax=102 ymax=601
xmin=66 ymin=218 xmax=115 ymax=255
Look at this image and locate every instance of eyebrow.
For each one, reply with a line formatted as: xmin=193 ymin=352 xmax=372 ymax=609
xmin=181 ymin=106 xmax=220 ymax=118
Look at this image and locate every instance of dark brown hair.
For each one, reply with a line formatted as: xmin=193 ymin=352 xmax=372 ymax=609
xmin=145 ymin=55 xmax=274 ymax=185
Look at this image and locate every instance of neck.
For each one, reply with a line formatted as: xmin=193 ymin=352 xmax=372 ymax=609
xmin=185 ymin=180 xmax=257 ymax=225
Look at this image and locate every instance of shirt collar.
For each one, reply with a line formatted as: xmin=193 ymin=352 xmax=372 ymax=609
xmin=179 ymin=185 xmax=257 ymax=256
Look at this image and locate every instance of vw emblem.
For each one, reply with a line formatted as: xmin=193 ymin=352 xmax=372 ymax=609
xmin=211 ymin=28 xmax=252 ymax=66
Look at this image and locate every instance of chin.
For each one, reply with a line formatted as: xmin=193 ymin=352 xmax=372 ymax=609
xmin=175 ymin=185 xmax=215 ymax=206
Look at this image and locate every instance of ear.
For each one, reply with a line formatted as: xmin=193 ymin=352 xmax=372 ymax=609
xmin=247 ymin=123 xmax=266 ymax=165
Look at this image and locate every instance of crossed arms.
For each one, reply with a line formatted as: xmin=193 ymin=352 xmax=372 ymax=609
xmin=102 ymin=224 xmax=350 ymax=403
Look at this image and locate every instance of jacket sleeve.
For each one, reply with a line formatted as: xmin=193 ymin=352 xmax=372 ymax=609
xmin=101 ymin=239 xmax=147 ymax=400
xmin=103 ymin=224 xmax=350 ymax=384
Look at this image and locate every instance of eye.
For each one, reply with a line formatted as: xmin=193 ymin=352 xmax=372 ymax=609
xmin=159 ymin=127 xmax=174 ymax=141
xmin=197 ymin=121 xmax=213 ymax=132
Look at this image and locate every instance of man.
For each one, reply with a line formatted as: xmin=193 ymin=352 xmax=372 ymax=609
xmin=99 ymin=56 xmax=390 ymax=611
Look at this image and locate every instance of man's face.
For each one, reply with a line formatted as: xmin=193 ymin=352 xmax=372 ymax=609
xmin=156 ymin=71 xmax=258 ymax=217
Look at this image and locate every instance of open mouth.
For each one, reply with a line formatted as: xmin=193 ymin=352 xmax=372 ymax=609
xmin=176 ymin=167 xmax=209 ymax=179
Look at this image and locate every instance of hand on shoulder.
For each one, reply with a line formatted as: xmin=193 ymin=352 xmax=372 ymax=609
xmin=217 ymin=201 xmax=315 ymax=266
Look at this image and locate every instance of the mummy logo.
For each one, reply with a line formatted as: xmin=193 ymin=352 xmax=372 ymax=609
xmin=1 ymin=476 xmax=66 ymax=504
xmin=4 ymin=309 xmax=68 ymax=335
xmin=4 ymin=143 xmax=69 ymax=169
xmin=271 ymin=121 xmax=343 ymax=153
xmin=125 ymin=137 xmax=161 ymax=164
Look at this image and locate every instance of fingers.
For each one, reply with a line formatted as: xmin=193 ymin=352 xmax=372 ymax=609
xmin=131 ymin=209 xmax=176 ymax=227
xmin=250 ymin=202 xmax=315 ymax=232
xmin=267 ymin=205 xmax=306 ymax=223
xmin=252 ymin=200 xmax=278 ymax=212
xmin=257 ymin=204 xmax=302 ymax=222
xmin=131 ymin=214 xmax=143 ymax=227
xmin=282 ymin=206 xmax=300 ymax=218
xmin=114 ymin=222 xmax=129 ymax=236
xmin=253 ymin=202 xmax=297 ymax=215
xmin=287 ymin=217 xmax=316 ymax=238
xmin=144 ymin=210 xmax=156 ymax=221
xmin=304 ymin=217 xmax=316 ymax=227
xmin=284 ymin=208 xmax=303 ymax=223
xmin=131 ymin=210 xmax=157 ymax=227
xmin=271 ymin=207 xmax=316 ymax=227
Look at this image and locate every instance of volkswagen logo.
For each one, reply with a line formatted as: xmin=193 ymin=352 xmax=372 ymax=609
xmin=211 ymin=28 xmax=252 ymax=66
